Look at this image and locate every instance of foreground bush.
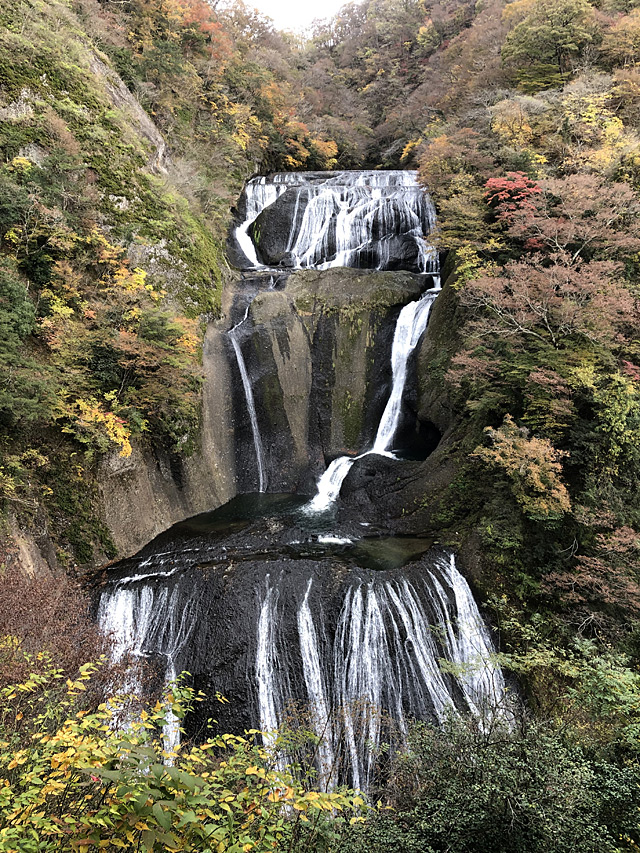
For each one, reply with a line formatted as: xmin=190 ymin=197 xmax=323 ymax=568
xmin=347 ymin=713 xmax=640 ymax=853
xmin=0 ymin=654 xmax=364 ymax=852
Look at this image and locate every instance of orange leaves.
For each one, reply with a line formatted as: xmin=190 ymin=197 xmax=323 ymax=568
xmin=84 ymin=230 xmax=150 ymax=294
xmin=176 ymin=327 xmax=199 ymax=354
xmin=309 ymin=137 xmax=338 ymax=169
xmin=63 ymin=398 xmax=133 ymax=458
xmin=160 ymin=0 xmax=232 ymax=62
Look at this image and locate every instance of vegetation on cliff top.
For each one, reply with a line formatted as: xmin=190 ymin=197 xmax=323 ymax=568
xmin=0 ymin=0 xmax=343 ymax=564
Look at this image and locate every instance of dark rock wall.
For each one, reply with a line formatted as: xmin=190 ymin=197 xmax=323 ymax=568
xmin=229 ymin=269 xmax=427 ymax=495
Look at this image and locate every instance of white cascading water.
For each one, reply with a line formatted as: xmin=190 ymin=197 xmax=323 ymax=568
xmin=97 ymin=580 xmax=196 ymax=752
xmin=235 ymin=171 xmax=437 ymax=274
xmin=235 ymin=177 xmax=289 ymax=268
xmin=228 ymin=303 xmax=267 ymax=493
xmin=304 ymin=284 xmax=440 ymax=513
xmin=428 ymin=554 xmax=504 ymax=719
xmin=256 ymin=554 xmax=506 ymax=791
xmin=256 ymin=580 xmax=281 ymax=747
xmin=297 ymin=580 xmax=336 ymax=788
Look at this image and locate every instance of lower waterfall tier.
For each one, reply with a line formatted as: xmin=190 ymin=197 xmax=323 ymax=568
xmin=96 ymin=495 xmax=508 ymax=790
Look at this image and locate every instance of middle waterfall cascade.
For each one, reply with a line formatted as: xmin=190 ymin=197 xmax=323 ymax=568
xmin=228 ymin=302 xmax=267 ymax=493
xmin=96 ymin=169 xmax=510 ymax=789
xmin=304 ymin=283 xmax=440 ymax=513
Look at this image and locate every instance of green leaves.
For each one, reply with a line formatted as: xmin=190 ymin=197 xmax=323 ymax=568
xmin=0 ymin=660 xmax=366 ymax=853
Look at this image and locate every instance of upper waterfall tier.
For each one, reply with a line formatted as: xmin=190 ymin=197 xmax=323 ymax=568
xmin=233 ymin=170 xmax=437 ymax=274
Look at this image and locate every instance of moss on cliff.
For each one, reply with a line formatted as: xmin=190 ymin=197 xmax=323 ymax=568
xmin=0 ymin=0 xmax=240 ymax=566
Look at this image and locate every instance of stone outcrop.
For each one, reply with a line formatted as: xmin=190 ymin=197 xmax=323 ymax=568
xmin=95 ymin=312 xmax=237 ymax=559
xmin=232 ymin=268 xmax=426 ymax=493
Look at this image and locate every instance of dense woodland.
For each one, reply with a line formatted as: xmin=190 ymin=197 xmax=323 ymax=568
xmin=2 ymin=0 xmax=640 ymax=848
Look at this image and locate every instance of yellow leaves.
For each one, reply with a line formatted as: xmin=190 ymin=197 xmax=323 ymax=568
xmin=82 ymin=403 xmax=132 ymax=458
xmin=400 ymin=139 xmax=420 ymax=165
xmin=41 ymin=779 xmax=67 ymax=796
xmin=85 ymin=229 xmax=150 ymax=294
xmin=309 ymin=137 xmax=339 ymax=170
xmin=228 ymin=102 xmax=264 ymax=153
xmin=3 ymin=229 xmax=24 ymax=255
xmin=8 ymin=156 xmax=33 ymax=174
xmin=7 ymin=751 xmax=27 ymax=771
xmin=560 ymin=90 xmax=635 ymax=176
xmin=266 ymin=785 xmax=295 ymax=803
xmin=0 ymin=659 xmax=368 ymax=852
xmin=66 ymin=397 xmax=133 ymax=458
xmin=113 ymin=265 xmax=148 ymax=292
xmin=452 ymin=244 xmax=499 ymax=289
xmin=491 ymin=99 xmax=534 ymax=147
xmin=472 ymin=414 xmax=571 ymax=521
xmin=174 ymin=317 xmax=199 ymax=354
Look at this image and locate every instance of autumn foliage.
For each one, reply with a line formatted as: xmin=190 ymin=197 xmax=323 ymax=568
xmin=472 ymin=415 xmax=571 ymax=522
xmin=484 ymin=172 xmax=542 ymax=219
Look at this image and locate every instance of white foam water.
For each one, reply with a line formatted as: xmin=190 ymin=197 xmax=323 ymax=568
xmin=255 ymin=555 xmax=507 ymax=790
xmin=235 ymin=170 xmax=437 ymax=274
xmin=304 ymin=284 xmax=440 ymax=513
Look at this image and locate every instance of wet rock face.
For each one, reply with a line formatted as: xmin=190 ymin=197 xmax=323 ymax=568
xmin=249 ymin=187 xmax=304 ymax=266
xmin=96 ymin=494 xmax=505 ymax=788
xmin=227 ymin=269 xmax=429 ymax=494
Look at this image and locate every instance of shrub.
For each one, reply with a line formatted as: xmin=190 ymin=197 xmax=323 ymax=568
xmin=347 ymin=713 xmax=639 ymax=853
xmin=0 ymin=658 xmax=365 ymax=852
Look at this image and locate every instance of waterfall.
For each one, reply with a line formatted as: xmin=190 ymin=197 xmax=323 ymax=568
xmin=372 ymin=289 xmax=439 ymax=454
xmin=228 ymin=304 xmax=267 ymax=493
xmin=97 ymin=578 xmax=197 ymax=752
xmin=428 ymin=554 xmax=505 ymax=720
xmin=256 ymin=554 xmax=506 ymax=790
xmin=235 ymin=177 xmax=288 ymax=268
xmin=95 ymin=169 xmax=508 ymax=794
xmin=297 ymin=580 xmax=336 ymax=788
xmin=304 ymin=284 xmax=440 ymax=513
xmin=235 ymin=171 xmax=437 ymax=274
xmin=256 ymin=579 xmax=281 ymax=746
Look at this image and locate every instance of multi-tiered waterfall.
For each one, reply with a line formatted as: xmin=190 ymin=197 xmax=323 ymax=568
xmin=232 ymin=170 xmax=438 ymax=273
xmin=96 ymin=170 xmax=507 ymax=790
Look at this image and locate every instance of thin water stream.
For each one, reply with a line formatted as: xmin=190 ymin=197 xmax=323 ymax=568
xmin=228 ymin=301 xmax=267 ymax=493
xmin=304 ymin=283 xmax=440 ymax=513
